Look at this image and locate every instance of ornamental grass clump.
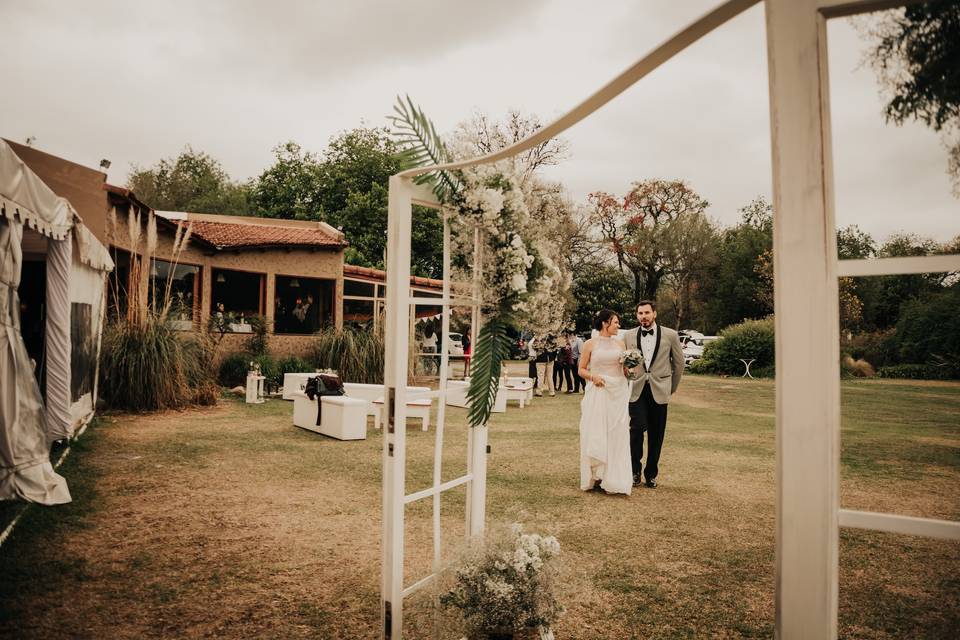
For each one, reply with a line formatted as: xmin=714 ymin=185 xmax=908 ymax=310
xmin=100 ymin=318 xmax=187 ymax=411
xmin=100 ymin=208 xmax=219 ymax=410
xmin=440 ymin=524 xmax=562 ymax=639
xmin=312 ymin=326 xmax=385 ymax=384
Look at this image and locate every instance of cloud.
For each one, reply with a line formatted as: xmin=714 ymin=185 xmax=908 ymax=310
xmin=1 ymin=0 xmax=955 ymax=242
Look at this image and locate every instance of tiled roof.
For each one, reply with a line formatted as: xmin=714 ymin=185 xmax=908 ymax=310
xmin=343 ymin=264 xmax=448 ymax=291
xmin=177 ymin=219 xmax=347 ymax=250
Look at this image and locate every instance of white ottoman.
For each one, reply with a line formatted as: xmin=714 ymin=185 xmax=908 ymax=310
xmin=292 ymin=394 xmax=369 ymax=440
xmin=444 ymin=379 xmax=507 ymax=413
xmin=372 ymin=396 xmax=432 ymax=431
xmin=504 ymin=377 xmax=534 ymax=408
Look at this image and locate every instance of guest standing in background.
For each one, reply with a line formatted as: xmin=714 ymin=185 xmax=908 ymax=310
xmin=569 ymin=330 xmax=585 ymax=393
xmin=554 ymin=335 xmax=574 ymax=393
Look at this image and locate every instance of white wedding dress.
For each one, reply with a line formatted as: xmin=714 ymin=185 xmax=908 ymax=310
xmin=579 ymin=335 xmax=633 ymax=495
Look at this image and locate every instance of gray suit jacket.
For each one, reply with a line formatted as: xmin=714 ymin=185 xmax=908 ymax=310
xmin=624 ymin=325 xmax=685 ymax=404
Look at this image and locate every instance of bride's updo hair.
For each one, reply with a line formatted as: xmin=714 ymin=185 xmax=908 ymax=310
xmin=593 ymin=309 xmax=619 ymax=332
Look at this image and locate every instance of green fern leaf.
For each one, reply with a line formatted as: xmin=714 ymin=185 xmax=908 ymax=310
xmin=387 ymin=94 xmax=461 ymax=202
xmin=465 ymin=315 xmax=515 ymax=428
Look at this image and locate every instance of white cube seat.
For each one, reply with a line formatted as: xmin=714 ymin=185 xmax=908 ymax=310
xmin=372 ymin=396 xmax=432 ymax=431
xmin=292 ymin=393 xmax=369 ymax=440
xmin=445 ymin=379 xmax=507 ymax=413
xmin=503 ymin=376 xmax=534 ymax=408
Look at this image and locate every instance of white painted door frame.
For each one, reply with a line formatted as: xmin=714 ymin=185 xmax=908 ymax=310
xmin=382 ymin=1 xmax=959 ymax=637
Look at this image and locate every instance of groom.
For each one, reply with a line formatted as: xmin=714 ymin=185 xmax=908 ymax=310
xmin=624 ymin=300 xmax=685 ymax=488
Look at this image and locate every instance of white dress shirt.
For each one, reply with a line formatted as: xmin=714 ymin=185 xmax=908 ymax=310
xmin=639 ymin=324 xmax=657 ymax=370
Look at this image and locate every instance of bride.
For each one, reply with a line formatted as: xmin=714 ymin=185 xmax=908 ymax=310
xmin=577 ymin=309 xmax=633 ymax=495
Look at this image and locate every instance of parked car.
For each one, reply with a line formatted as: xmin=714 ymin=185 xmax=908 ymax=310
xmin=447 ymin=332 xmax=464 ymax=357
xmin=683 ymin=335 xmax=721 ymax=365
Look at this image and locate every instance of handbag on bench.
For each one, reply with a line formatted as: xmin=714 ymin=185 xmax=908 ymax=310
xmin=304 ymin=374 xmax=345 ymax=425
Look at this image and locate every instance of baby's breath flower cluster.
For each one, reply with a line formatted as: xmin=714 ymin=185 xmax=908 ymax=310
xmin=440 ymin=523 xmax=562 ymax=637
xmin=453 ymin=165 xmax=540 ymax=310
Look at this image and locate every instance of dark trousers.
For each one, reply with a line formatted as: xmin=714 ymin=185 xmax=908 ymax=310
xmin=571 ymin=358 xmax=583 ymax=392
xmin=553 ymin=362 xmax=573 ymax=391
xmin=529 ymin=360 xmax=538 ymax=387
xmin=628 ymin=383 xmax=668 ymax=480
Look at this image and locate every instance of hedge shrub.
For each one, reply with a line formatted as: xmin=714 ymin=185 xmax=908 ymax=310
xmin=877 ymin=363 xmax=960 ymax=380
xmin=218 ymin=352 xmax=253 ymax=388
xmin=695 ymin=317 xmax=775 ymax=376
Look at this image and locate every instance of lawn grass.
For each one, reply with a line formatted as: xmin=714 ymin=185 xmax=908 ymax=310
xmin=0 ymin=376 xmax=957 ymax=639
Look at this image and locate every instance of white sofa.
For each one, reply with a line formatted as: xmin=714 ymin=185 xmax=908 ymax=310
xmin=343 ymin=383 xmax=433 ymax=431
xmin=292 ymin=392 xmax=369 ymax=440
xmin=445 ymin=379 xmax=508 ymax=413
xmin=282 ymin=372 xmax=316 ymax=400
xmin=503 ymin=377 xmax=534 ymax=408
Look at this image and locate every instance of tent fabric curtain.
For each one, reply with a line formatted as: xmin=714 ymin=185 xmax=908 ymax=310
xmin=0 ymin=216 xmax=71 ymax=504
xmin=74 ymin=222 xmax=113 ymax=272
xmin=45 ymin=235 xmax=72 ymax=442
xmin=69 ymin=245 xmax=109 ymax=428
xmin=0 ymin=140 xmax=72 ymax=240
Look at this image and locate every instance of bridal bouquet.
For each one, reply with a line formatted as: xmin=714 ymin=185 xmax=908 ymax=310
xmin=619 ymin=349 xmax=644 ymax=380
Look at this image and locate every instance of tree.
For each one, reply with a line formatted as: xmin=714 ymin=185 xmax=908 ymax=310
xmin=250 ymin=141 xmax=325 ymax=219
xmin=704 ymin=197 xmax=772 ymax=332
xmin=250 ymin=128 xmax=444 ymax=277
xmin=127 ymin=147 xmax=251 ymax=214
xmin=590 ymin=179 xmax=710 ymax=303
xmin=861 ymin=1 xmax=960 ymax=194
xmin=571 ymin=265 xmax=634 ymax=332
xmin=866 ymin=232 xmax=955 ymax=329
xmin=836 ymin=224 xmax=876 ymax=259
xmin=658 ymin=212 xmax=720 ymax=330
xmin=892 ymin=283 xmax=960 ymax=367
xmin=455 ymin=110 xmax=569 ymax=181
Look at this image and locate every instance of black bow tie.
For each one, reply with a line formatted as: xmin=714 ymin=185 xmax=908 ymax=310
xmin=641 ymin=328 xmax=654 ymax=337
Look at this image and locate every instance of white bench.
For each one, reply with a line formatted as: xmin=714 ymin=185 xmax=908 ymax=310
xmin=503 ymin=376 xmax=534 ymax=408
xmin=445 ymin=379 xmax=507 ymax=413
xmin=292 ymin=393 xmax=369 ymax=440
xmin=371 ymin=396 xmax=432 ymax=431
xmin=343 ymin=383 xmax=434 ymax=431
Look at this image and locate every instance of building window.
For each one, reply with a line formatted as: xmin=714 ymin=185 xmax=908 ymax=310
xmin=275 ymin=275 xmax=334 ymax=334
xmin=343 ymin=299 xmax=375 ymax=329
xmin=107 ymin=248 xmax=131 ymax=319
xmin=107 ymin=249 xmax=200 ymax=329
xmin=152 ymin=259 xmax=200 ymax=329
xmin=211 ymin=268 xmax=265 ymax=322
xmin=344 ymin=278 xmax=375 ymax=297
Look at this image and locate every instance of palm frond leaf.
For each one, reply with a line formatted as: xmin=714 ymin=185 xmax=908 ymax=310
xmin=388 ymin=94 xmax=461 ymax=203
xmin=465 ymin=314 xmax=515 ymax=428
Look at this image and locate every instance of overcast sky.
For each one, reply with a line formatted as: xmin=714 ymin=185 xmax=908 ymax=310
xmin=2 ymin=0 xmax=956 ymax=243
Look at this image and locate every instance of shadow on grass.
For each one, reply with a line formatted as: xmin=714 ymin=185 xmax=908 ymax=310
xmin=0 ymin=425 xmax=103 ymax=626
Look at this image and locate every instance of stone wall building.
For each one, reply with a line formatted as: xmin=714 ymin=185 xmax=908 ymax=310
xmin=6 ymin=139 xmax=444 ymax=363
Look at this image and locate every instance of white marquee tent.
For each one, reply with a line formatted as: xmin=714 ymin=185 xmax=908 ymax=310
xmin=0 ymin=138 xmax=113 ymax=505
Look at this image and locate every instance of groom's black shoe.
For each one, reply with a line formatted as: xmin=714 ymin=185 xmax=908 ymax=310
xmin=632 ymin=473 xmax=643 ymax=487
xmin=645 ymin=478 xmax=657 ymax=489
